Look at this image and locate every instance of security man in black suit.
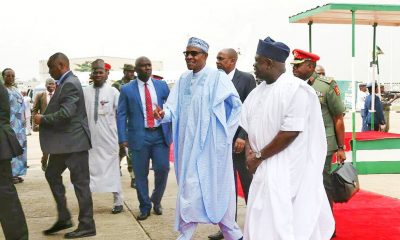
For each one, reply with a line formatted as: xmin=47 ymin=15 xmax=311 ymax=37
xmin=210 ymin=48 xmax=257 ymax=240
xmin=34 ymin=53 xmax=95 ymax=239
xmin=0 ymin=79 xmax=29 ymax=240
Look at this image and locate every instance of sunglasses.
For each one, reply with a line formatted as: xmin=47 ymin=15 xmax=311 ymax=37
xmin=183 ymin=51 xmax=205 ymax=57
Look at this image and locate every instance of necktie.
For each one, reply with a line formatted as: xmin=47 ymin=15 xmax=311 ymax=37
xmin=94 ymin=88 xmax=99 ymax=123
xmin=144 ymin=83 xmax=155 ymax=128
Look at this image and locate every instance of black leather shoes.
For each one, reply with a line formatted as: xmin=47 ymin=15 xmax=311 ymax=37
xmin=136 ymin=211 xmax=150 ymax=220
xmin=43 ymin=220 xmax=73 ymax=235
xmin=208 ymin=230 xmax=224 ymax=240
xmin=153 ymin=204 xmax=163 ymax=215
xmin=112 ymin=205 xmax=123 ymax=214
xmin=131 ymin=178 xmax=136 ymax=189
xmin=64 ymin=228 xmax=96 ymax=239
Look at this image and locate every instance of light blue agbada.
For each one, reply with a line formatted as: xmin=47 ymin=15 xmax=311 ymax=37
xmin=162 ymin=66 xmax=242 ymax=230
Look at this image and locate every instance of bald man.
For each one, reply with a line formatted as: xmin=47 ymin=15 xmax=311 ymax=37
xmin=212 ymin=48 xmax=256 ymax=240
xmin=34 ymin=52 xmax=96 ymax=238
xmin=315 ymin=65 xmax=325 ymax=77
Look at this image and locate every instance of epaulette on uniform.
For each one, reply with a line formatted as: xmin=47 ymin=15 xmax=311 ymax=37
xmin=319 ymin=76 xmax=334 ymax=85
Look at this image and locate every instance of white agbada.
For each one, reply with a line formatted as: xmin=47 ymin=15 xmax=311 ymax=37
xmin=241 ymin=73 xmax=334 ymax=240
xmin=83 ymin=83 xmax=121 ymax=193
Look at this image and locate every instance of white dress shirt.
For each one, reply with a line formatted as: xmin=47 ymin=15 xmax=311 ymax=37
xmin=137 ymin=78 xmax=160 ymax=128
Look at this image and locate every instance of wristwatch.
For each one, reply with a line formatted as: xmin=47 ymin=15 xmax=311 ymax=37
xmin=255 ymin=151 xmax=262 ymax=159
xmin=338 ymin=145 xmax=345 ymax=150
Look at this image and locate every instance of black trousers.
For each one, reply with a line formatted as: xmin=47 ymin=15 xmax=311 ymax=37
xmin=45 ymin=151 xmax=95 ymax=230
xmin=233 ymin=150 xmax=253 ymax=219
xmin=0 ymin=160 xmax=28 ymax=240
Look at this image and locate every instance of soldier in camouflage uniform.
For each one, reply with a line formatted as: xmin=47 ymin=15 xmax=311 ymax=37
xmin=291 ymin=49 xmax=346 ymax=212
xmin=112 ymin=64 xmax=136 ymax=188
xmin=379 ymin=85 xmax=395 ymax=132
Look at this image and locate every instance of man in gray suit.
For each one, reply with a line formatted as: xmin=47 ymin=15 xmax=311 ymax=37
xmin=34 ymin=52 xmax=96 ymax=239
xmin=210 ymin=48 xmax=256 ymax=240
xmin=0 ymin=80 xmax=29 ymax=240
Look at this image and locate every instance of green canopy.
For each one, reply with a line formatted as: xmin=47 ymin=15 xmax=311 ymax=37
xmin=290 ymin=3 xmax=400 ymax=26
xmin=289 ymin=3 xmax=400 ymax=174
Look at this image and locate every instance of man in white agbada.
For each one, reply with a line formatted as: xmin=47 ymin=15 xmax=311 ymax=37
xmin=240 ymin=37 xmax=335 ymax=240
xmin=83 ymin=59 xmax=123 ymax=214
xmin=154 ymin=37 xmax=243 ymax=240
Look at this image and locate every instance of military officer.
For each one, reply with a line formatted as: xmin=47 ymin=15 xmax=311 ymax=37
xmin=291 ymin=49 xmax=346 ymax=212
xmin=112 ymin=63 xmax=136 ymax=188
xmin=379 ymin=85 xmax=397 ymax=132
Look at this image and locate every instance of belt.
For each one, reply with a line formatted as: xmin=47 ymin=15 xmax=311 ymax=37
xmin=145 ymin=126 xmax=160 ymax=131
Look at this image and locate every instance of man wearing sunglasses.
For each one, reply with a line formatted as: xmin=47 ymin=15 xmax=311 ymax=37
xmin=154 ymin=37 xmax=243 ymax=240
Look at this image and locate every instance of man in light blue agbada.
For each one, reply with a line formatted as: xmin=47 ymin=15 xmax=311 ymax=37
xmin=154 ymin=37 xmax=243 ymax=240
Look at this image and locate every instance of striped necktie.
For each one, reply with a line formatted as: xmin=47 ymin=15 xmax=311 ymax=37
xmin=144 ymin=83 xmax=155 ymax=128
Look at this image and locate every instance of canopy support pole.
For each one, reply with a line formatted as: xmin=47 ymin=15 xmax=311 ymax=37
xmin=308 ymin=21 xmax=313 ymax=52
xmin=371 ymin=23 xmax=378 ymax=130
xmin=351 ymin=10 xmax=357 ymax=166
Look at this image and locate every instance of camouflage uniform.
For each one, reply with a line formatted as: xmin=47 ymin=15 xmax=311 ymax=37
xmin=309 ymin=72 xmax=346 ymax=204
xmin=112 ymin=79 xmax=133 ymax=176
xmin=380 ymin=94 xmax=391 ymax=132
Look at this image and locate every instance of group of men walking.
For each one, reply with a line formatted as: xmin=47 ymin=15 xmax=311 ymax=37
xmin=1 ymin=35 xmax=347 ymax=240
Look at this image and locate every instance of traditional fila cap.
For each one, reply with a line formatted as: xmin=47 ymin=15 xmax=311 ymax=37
xmin=187 ymin=37 xmax=209 ymax=53
xmin=256 ymin=37 xmax=290 ymax=63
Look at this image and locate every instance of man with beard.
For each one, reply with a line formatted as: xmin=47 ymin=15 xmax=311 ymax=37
xmin=154 ymin=37 xmax=243 ymax=240
xmin=83 ymin=59 xmax=123 ymax=214
xmin=241 ymin=37 xmax=334 ymax=239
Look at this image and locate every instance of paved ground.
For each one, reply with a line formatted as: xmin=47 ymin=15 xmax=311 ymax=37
xmin=1 ymin=111 xmax=399 ymax=239
xmin=1 ymin=133 xmax=246 ymax=240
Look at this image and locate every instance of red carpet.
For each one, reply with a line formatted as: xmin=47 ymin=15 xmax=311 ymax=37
xmin=344 ymin=131 xmax=400 ymax=151
xmin=334 ymin=190 xmax=400 ymax=240
xmin=236 ymin=183 xmax=400 ymax=239
xmin=171 ymin=144 xmax=400 ymax=239
xmin=236 ymin=177 xmax=400 ymax=239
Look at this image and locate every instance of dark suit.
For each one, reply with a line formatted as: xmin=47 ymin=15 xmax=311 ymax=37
xmin=231 ymin=69 xmax=256 ymax=203
xmin=117 ymin=78 xmax=171 ymax=214
xmin=39 ymin=71 xmax=95 ymax=230
xmin=33 ymin=91 xmax=51 ymax=164
xmin=0 ymin=81 xmax=29 ymax=240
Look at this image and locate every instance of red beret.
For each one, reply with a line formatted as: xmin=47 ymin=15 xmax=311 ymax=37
xmin=291 ymin=49 xmax=320 ymax=64
xmin=104 ymin=63 xmax=111 ymax=70
xmin=151 ymin=74 xmax=163 ymax=80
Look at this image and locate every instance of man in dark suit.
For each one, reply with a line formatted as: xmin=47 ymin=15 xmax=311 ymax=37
xmin=33 ymin=52 xmax=96 ymax=239
xmin=117 ymin=56 xmax=171 ymax=221
xmin=0 ymin=80 xmax=29 ymax=240
xmin=32 ymin=78 xmax=56 ymax=171
xmin=209 ymin=48 xmax=256 ymax=240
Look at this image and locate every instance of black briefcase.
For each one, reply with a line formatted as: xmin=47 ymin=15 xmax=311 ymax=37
xmin=331 ymin=162 xmax=360 ymax=203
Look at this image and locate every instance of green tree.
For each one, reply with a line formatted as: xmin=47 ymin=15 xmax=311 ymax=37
xmin=74 ymin=61 xmax=92 ymax=72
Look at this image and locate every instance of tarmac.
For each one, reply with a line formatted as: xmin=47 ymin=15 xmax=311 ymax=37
xmin=1 ymin=111 xmax=400 ymax=240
